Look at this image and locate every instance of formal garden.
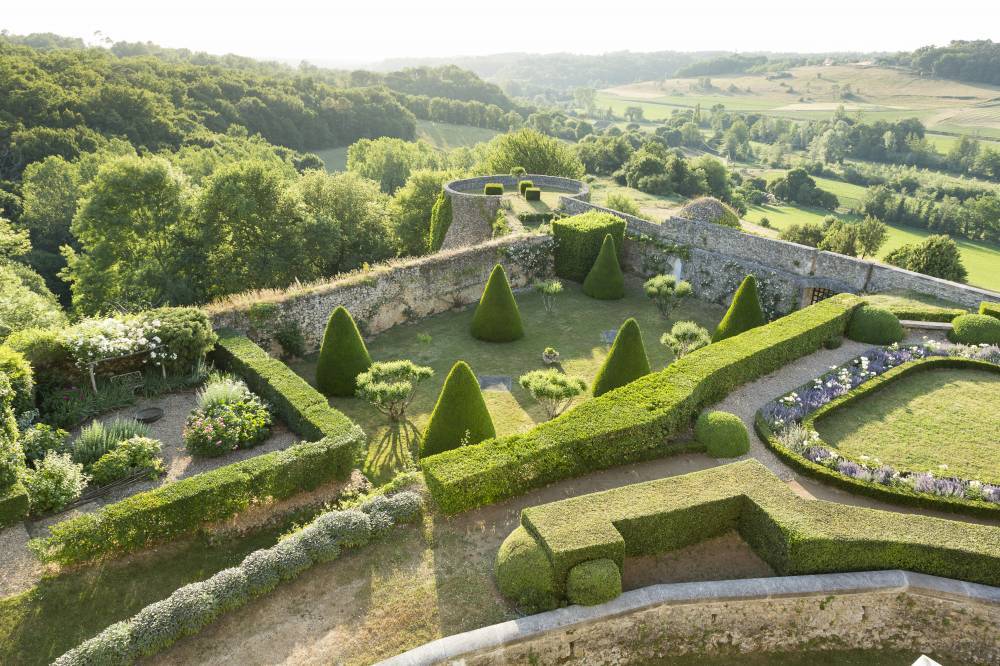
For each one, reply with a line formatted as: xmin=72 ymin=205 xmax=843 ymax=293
xmin=1 ymin=199 xmax=999 ymax=665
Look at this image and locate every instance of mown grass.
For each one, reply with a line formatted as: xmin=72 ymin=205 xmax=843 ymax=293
xmin=815 ymin=367 xmax=1000 ymax=484
xmin=290 ymin=279 xmax=724 ymax=484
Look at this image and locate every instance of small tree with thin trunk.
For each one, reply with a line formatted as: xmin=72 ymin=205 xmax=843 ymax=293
xmin=856 ymin=215 xmax=889 ymax=259
xmin=355 ymin=360 xmax=433 ymax=422
xmin=660 ymin=320 xmax=712 ymax=359
xmin=519 ymin=370 xmax=587 ymax=419
xmin=644 ymin=274 xmax=692 ymax=319
xmin=534 ymin=279 xmax=563 ymax=314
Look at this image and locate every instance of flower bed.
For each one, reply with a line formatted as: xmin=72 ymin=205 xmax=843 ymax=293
xmin=757 ymin=342 xmax=1000 ymax=516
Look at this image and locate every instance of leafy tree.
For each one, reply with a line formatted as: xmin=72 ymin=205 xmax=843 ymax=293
xmin=347 ymin=137 xmax=443 ymax=194
xmin=316 ymin=306 xmax=372 ymax=397
xmin=604 ymin=193 xmax=643 ymax=218
xmin=421 ymin=361 xmax=495 ymax=457
xmin=884 ymin=235 xmax=968 ymax=283
xmin=643 ymin=274 xmax=692 ymax=318
xmin=592 ymin=318 xmax=651 ymax=397
xmin=356 ymin=360 xmax=433 ymax=421
xmin=713 ymin=275 xmax=766 ymax=342
xmin=390 ymin=170 xmax=449 ymax=256
xmin=476 ymin=129 xmax=585 ymax=179
xmin=779 ymin=222 xmax=826 ymax=247
xmin=583 ymin=234 xmax=625 ymax=300
xmin=817 ymin=220 xmax=859 ymax=257
xmin=519 ymin=369 xmax=587 ymax=419
xmin=0 ymin=262 xmax=67 ymax=342
xmin=855 ymin=215 xmax=889 ymax=258
xmin=428 ymin=190 xmax=453 ymax=252
xmin=623 ymin=106 xmax=645 ymax=123
xmin=471 ymin=265 xmax=524 ymax=342
xmin=573 ymin=87 xmax=597 ymax=113
xmin=660 ymin=321 xmax=712 ymax=359
xmin=0 ymin=217 xmax=30 ymax=260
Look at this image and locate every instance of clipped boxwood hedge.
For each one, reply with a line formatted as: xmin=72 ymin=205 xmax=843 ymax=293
xmin=981 ymin=301 xmax=1000 ymax=320
xmin=423 ymin=293 xmax=861 ymax=515
xmin=518 ymin=180 xmax=534 ymax=196
xmin=948 ymin=313 xmax=1000 ymax=345
xmin=552 ymin=211 xmax=626 ymax=282
xmin=524 ymin=187 xmax=541 ymax=201
xmin=757 ymin=356 xmax=1000 ymax=518
xmin=496 ymin=460 xmax=1000 ymax=608
xmin=845 ymin=305 xmax=903 ymax=344
xmin=484 ymin=183 xmax=504 ymax=195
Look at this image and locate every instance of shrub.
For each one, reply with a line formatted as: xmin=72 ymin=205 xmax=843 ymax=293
xmin=518 ymin=180 xmax=534 ymax=196
xmin=0 ymin=346 xmax=34 ymax=414
xmin=421 ymin=361 xmax=495 ymax=457
xmin=524 ymin=187 xmax=541 ymax=201
xmin=981 ymin=302 xmax=1000 ymax=320
xmin=519 ymin=369 xmax=587 ymax=419
xmin=137 ymin=308 xmax=218 ymax=373
xmin=552 ymin=211 xmax=626 ymax=282
xmin=21 ymin=423 xmax=70 ymax=464
xmin=23 ymin=451 xmax=88 ymax=514
xmin=604 ymin=193 xmax=643 ymax=218
xmin=592 ymin=318 xmax=651 ymax=397
xmin=428 ymin=191 xmax=452 ymax=252
xmin=494 ymin=526 xmax=559 ymax=613
xmin=566 ymin=558 xmax=621 ymax=606
xmin=695 ymin=411 xmax=750 ymax=458
xmin=422 ymin=294 xmax=860 ymax=514
xmin=90 ymin=436 xmax=164 ymax=486
xmin=644 ymin=274 xmax=692 ymax=318
xmin=316 ymin=306 xmax=372 ymax=397
xmin=712 ymin=275 xmax=766 ymax=342
xmin=583 ymin=234 xmax=625 ymax=300
xmin=483 ymin=183 xmax=504 ymax=195
xmin=846 ymin=305 xmax=904 ymax=344
xmin=72 ymin=418 xmax=151 ymax=468
xmin=949 ymin=313 xmax=1000 ymax=345
xmin=660 ymin=321 xmax=711 ymax=359
xmin=2 ymin=327 xmax=74 ymax=387
xmin=274 ymin=321 xmax=306 ymax=359
xmin=184 ymin=395 xmax=272 ymax=457
xmin=356 ymin=360 xmax=433 ymax=421
xmin=0 ymin=373 xmax=23 ymax=491
xmin=471 ymin=264 xmax=524 ymax=342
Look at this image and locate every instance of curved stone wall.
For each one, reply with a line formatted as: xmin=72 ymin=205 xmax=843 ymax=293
xmin=441 ymin=174 xmax=589 ymax=250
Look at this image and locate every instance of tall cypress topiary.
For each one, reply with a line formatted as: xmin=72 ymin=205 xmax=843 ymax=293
xmin=592 ymin=318 xmax=651 ymax=397
xmin=471 ymin=264 xmax=524 ymax=342
xmin=421 ymin=361 xmax=496 ymax=457
xmin=582 ymin=234 xmax=625 ymax=300
xmin=428 ymin=190 xmax=452 ymax=252
xmin=315 ymin=306 xmax=372 ymax=397
xmin=712 ymin=275 xmax=766 ymax=342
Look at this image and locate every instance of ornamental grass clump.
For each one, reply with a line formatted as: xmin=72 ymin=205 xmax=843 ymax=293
xmin=356 ymin=360 xmax=433 ymax=422
xmin=72 ymin=418 xmax=151 ymax=467
xmin=421 ymin=361 xmax=495 ymax=457
xmin=660 ymin=321 xmax=711 ymax=360
xmin=712 ymin=275 xmax=766 ymax=342
xmin=644 ymin=274 xmax=692 ymax=318
xmin=582 ymin=234 xmax=625 ymax=300
xmin=471 ymin=265 xmax=524 ymax=342
xmin=519 ymin=369 xmax=587 ymax=420
xmin=592 ymin=318 xmax=650 ymax=397
xmin=316 ymin=306 xmax=372 ymax=397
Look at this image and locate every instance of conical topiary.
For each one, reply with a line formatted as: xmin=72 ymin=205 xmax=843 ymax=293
xmin=316 ymin=306 xmax=372 ymax=397
xmin=421 ymin=361 xmax=496 ymax=457
xmin=592 ymin=318 xmax=651 ymax=397
xmin=471 ymin=264 xmax=524 ymax=342
xmin=582 ymin=234 xmax=625 ymax=300
xmin=712 ymin=275 xmax=766 ymax=342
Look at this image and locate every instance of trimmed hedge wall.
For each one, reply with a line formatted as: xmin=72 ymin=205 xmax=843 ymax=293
xmin=552 ymin=211 xmax=626 ymax=282
xmin=423 ymin=293 xmax=861 ymax=515
xmin=981 ymin=301 xmax=1000 ymax=320
xmin=484 ymin=183 xmax=504 ymax=195
xmin=518 ymin=180 xmax=534 ymax=196
xmin=497 ymin=460 xmax=1000 ymax=608
xmin=524 ymin=187 xmax=541 ymax=201
xmin=757 ymin=356 xmax=1000 ymax=518
xmin=32 ymin=333 xmax=363 ymax=564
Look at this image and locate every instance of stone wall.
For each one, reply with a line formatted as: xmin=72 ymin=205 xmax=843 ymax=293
xmin=206 ymin=234 xmax=554 ymax=346
xmin=561 ymin=196 xmax=1000 ymax=312
xmin=442 ymin=174 xmax=589 ymax=250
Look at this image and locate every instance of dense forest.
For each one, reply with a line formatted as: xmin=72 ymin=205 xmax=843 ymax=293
xmin=883 ymin=40 xmax=1000 ymax=85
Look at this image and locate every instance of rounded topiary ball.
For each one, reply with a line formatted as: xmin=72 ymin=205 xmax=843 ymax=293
xmin=846 ymin=305 xmax=904 ymax=344
xmin=566 ymin=558 xmax=621 ymax=606
xmin=948 ymin=313 xmax=1000 ymax=345
xmin=695 ymin=411 xmax=750 ymax=458
xmin=495 ymin=527 xmax=559 ymax=613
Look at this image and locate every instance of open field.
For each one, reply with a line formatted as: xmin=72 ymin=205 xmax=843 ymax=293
xmin=312 ymin=120 xmax=499 ymax=171
xmin=598 ymin=65 xmax=1000 ymax=138
xmin=588 ymin=177 xmax=686 ymax=220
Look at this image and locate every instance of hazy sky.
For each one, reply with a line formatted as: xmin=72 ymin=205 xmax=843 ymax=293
xmin=5 ymin=0 xmax=999 ymax=65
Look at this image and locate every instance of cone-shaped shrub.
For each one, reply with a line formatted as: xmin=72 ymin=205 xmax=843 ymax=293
xmin=421 ymin=361 xmax=496 ymax=457
xmin=712 ymin=275 xmax=766 ymax=342
xmin=471 ymin=265 xmax=524 ymax=342
xmin=582 ymin=234 xmax=625 ymax=300
xmin=592 ymin=318 xmax=650 ymax=397
xmin=316 ymin=307 xmax=372 ymax=397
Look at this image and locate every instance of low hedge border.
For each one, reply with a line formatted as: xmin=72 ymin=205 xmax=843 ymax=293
xmin=32 ymin=333 xmax=364 ymax=564
xmin=53 ymin=491 xmax=422 ymax=666
xmin=980 ymin=301 xmax=1000 ymax=320
xmin=756 ymin=356 xmax=1000 ymax=518
xmin=423 ymin=294 xmax=861 ymax=514
xmin=497 ymin=460 xmax=1000 ymax=608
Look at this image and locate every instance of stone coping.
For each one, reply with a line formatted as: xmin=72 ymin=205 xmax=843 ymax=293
xmin=900 ymin=320 xmax=953 ymax=331
xmin=445 ymin=174 xmax=589 ymax=200
xmin=375 ymin=570 xmax=1000 ymax=665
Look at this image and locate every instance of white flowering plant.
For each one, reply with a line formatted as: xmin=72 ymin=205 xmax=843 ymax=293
xmin=60 ymin=316 xmax=177 ymax=369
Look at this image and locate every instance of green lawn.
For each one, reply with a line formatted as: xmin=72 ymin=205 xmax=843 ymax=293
xmin=863 ymin=290 xmax=968 ymax=313
xmin=504 ymin=187 xmax=573 ymax=220
xmin=588 ymin=177 xmax=686 ymax=220
xmin=290 ymin=279 xmax=724 ymax=484
xmin=815 ymin=367 xmax=1000 ymax=484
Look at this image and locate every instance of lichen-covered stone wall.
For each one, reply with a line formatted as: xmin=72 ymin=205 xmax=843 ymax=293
xmin=207 ymin=234 xmax=554 ymax=346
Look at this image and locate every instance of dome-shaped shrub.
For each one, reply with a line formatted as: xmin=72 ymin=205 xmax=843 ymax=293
xmin=846 ymin=305 xmax=904 ymax=344
xmin=566 ymin=558 xmax=621 ymax=606
xmin=421 ymin=361 xmax=495 ymax=457
xmin=712 ymin=275 xmax=766 ymax=342
xmin=948 ymin=313 xmax=1000 ymax=345
xmin=495 ymin=526 xmax=559 ymax=613
xmin=678 ymin=196 xmax=741 ymax=228
xmin=315 ymin=307 xmax=372 ymax=397
xmin=592 ymin=318 xmax=650 ymax=397
xmin=582 ymin=234 xmax=625 ymax=300
xmin=695 ymin=411 xmax=749 ymax=458
xmin=471 ymin=265 xmax=524 ymax=342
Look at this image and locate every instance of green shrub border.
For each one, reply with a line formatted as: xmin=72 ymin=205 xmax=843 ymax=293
xmin=501 ymin=460 xmax=1000 ymax=607
xmin=755 ymin=356 xmax=1000 ymax=518
xmin=423 ymin=294 xmax=861 ymax=514
xmin=0 ymin=482 xmax=28 ymax=528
